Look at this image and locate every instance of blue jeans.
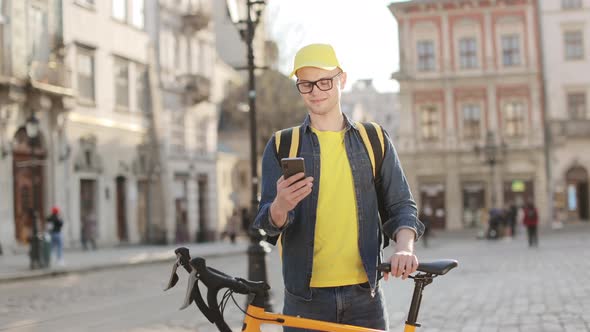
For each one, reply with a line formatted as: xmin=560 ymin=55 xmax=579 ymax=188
xmin=283 ymin=282 xmax=388 ymax=331
xmin=50 ymin=232 xmax=63 ymax=261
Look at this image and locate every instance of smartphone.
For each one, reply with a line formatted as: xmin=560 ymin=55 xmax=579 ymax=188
xmin=281 ymin=157 xmax=306 ymax=180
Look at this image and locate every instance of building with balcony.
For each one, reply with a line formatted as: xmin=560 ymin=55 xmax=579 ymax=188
xmin=145 ymin=0 xmax=220 ymax=243
xmin=540 ymin=0 xmax=590 ymax=222
xmin=0 ymin=0 xmax=74 ymax=250
xmin=341 ymin=79 xmax=400 ymax=140
xmin=0 ymin=0 xmax=225 ymax=253
xmin=390 ymin=0 xmax=547 ymax=230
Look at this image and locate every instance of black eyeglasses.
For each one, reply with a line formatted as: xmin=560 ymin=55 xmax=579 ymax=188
xmin=296 ymin=72 xmax=343 ymax=94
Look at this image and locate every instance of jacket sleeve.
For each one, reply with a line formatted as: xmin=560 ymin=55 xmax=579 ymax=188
xmin=379 ymin=130 xmax=425 ymax=242
xmin=253 ymin=136 xmax=295 ymax=237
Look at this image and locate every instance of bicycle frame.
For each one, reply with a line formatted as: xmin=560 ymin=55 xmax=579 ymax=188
xmin=164 ymin=248 xmax=457 ymax=332
xmin=238 ymin=274 xmax=430 ymax=332
xmin=242 ymin=304 xmax=385 ymax=331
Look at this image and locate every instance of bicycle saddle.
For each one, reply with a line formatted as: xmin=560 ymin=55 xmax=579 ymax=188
xmin=417 ymin=259 xmax=458 ymax=275
xmin=378 ymin=259 xmax=458 ymax=276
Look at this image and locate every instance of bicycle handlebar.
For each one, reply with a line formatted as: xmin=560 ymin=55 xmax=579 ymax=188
xmin=164 ymin=248 xmax=270 ymax=332
xmin=165 ymin=247 xmax=457 ymax=332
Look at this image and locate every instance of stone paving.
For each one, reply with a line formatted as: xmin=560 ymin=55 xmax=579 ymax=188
xmin=0 ymin=224 xmax=588 ymax=331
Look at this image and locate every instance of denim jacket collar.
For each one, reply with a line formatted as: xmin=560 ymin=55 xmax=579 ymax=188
xmin=301 ymin=112 xmax=358 ymax=133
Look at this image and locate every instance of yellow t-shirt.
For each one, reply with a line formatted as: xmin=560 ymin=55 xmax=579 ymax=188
xmin=310 ymin=127 xmax=368 ymax=287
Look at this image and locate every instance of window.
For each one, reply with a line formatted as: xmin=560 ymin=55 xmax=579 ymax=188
xmin=501 ymin=35 xmax=521 ymax=67
xmin=174 ymin=36 xmax=181 ymax=69
xmin=136 ymin=65 xmax=147 ymax=112
xmin=28 ymin=4 xmax=48 ymax=62
xmin=420 ymin=106 xmax=439 ymax=140
xmin=0 ymin=0 xmax=5 ymax=73
xmin=417 ymin=40 xmax=435 ymax=72
xmin=567 ymin=93 xmax=587 ymax=119
xmin=504 ymin=102 xmax=525 ymax=137
xmin=112 ymin=0 xmax=127 ymax=21
xmin=462 ymin=104 xmax=481 ymax=139
xmin=76 ymin=0 xmax=95 ymax=7
xmin=114 ymin=57 xmax=130 ymax=108
xmin=562 ymin=0 xmax=582 ymax=9
xmin=131 ymin=0 xmax=144 ymax=28
xmin=459 ymin=37 xmax=478 ymax=69
xmin=171 ymin=112 xmax=185 ymax=152
xmin=197 ymin=121 xmax=208 ymax=153
xmin=77 ymin=46 xmax=95 ymax=101
xmin=564 ymin=30 xmax=584 ymax=60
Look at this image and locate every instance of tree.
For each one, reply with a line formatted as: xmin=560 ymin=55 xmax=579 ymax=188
xmin=219 ymin=69 xmax=306 ymax=152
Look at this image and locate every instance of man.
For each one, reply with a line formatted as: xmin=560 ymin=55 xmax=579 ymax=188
xmin=521 ymin=201 xmax=539 ymax=247
xmin=46 ymin=206 xmax=65 ymax=266
xmin=254 ymin=43 xmax=424 ymax=331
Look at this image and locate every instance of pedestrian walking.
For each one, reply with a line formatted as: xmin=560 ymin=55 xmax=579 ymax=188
xmin=506 ymin=202 xmax=518 ymax=237
xmin=420 ymin=207 xmax=432 ymax=248
xmin=223 ymin=210 xmax=240 ymax=244
xmin=487 ymin=207 xmax=503 ymax=240
xmin=254 ymin=43 xmax=424 ymax=331
xmin=82 ymin=212 xmax=97 ymax=250
xmin=241 ymin=208 xmax=250 ymax=233
xmin=46 ymin=206 xmax=65 ymax=266
xmin=521 ymin=201 xmax=539 ymax=247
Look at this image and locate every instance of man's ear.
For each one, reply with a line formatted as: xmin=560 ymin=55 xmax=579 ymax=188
xmin=339 ymin=72 xmax=347 ymax=90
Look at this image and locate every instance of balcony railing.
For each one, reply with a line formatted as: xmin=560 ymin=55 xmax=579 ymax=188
xmin=179 ymin=73 xmax=211 ymax=105
xmin=182 ymin=2 xmax=211 ymax=31
xmin=29 ymin=60 xmax=72 ymax=91
xmin=551 ymin=119 xmax=590 ymax=139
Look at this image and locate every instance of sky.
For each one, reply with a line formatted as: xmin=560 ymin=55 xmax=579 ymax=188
xmin=266 ymin=0 xmax=404 ymax=92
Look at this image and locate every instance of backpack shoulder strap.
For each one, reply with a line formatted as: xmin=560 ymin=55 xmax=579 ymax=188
xmin=274 ymin=126 xmax=301 ymax=161
xmin=355 ymin=121 xmax=385 ymax=177
xmin=268 ymin=126 xmax=301 ymax=249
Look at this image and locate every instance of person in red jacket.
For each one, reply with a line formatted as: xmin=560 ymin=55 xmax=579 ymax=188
xmin=522 ymin=202 xmax=539 ymax=247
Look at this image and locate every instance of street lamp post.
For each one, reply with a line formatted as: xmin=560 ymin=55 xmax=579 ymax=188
xmin=26 ymin=113 xmax=44 ymax=269
xmin=226 ymin=0 xmax=272 ymax=310
xmin=475 ymin=131 xmax=507 ymax=207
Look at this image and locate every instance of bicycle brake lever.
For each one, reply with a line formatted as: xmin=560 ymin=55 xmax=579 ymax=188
xmin=175 ymin=247 xmax=192 ymax=273
xmin=179 ymin=269 xmax=217 ymax=324
xmin=180 ymin=269 xmax=198 ymax=310
xmin=163 ymin=260 xmax=180 ymax=291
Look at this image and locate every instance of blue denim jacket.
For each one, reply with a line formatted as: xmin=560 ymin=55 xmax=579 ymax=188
xmin=254 ymin=114 xmax=424 ymax=300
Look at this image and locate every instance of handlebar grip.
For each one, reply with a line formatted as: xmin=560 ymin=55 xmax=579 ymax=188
xmin=377 ymin=263 xmax=391 ymax=273
xmin=190 ymin=257 xmax=252 ymax=294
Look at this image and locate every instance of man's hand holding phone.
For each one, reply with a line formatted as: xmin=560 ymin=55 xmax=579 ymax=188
xmin=270 ymin=158 xmax=313 ymax=228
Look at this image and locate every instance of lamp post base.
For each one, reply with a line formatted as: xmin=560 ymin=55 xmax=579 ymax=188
xmin=247 ymin=229 xmax=273 ymax=311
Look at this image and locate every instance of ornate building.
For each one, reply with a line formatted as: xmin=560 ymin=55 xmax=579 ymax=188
xmin=1 ymin=0 xmax=74 ymax=249
xmin=541 ymin=0 xmax=590 ymax=223
xmin=390 ymin=0 xmax=547 ymax=230
xmin=0 ymin=0 xmax=223 ymax=252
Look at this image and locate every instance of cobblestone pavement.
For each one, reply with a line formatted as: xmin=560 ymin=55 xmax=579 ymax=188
xmin=0 ymin=224 xmax=588 ymax=331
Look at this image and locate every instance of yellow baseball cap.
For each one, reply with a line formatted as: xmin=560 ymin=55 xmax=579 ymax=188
xmin=289 ymin=43 xmax=342 ymax=78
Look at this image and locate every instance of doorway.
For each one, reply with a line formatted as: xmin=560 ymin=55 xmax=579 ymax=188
xmin=137 ymin=180 xmax=149 ymax=242
xmin=80 ymin=179 xmax=97 ymax=246
xmin=115 ymin=176 xmax=128 ymax=242
xmin=566 ymin=166 xmax=589 ymax=221
xmin=197 ymin=174 xmax=210 ymax=241
xmin=419 ymin=183 xmax=446 ymax=229
xmin=462 ymin=182 xmax=485 ymax=228
xmin=12 ymin=128 xmax=46 ymax=244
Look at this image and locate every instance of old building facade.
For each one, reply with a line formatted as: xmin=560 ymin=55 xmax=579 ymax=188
xmin=1 ymin=0 xmax=74 ymax=250
xmin=341 ymin=79 xmax=400 ymax=139
xmin=541 ymin=0 xmax=590 ymax=222
xmin=146 ymin=0 xmax=219 ymax=243
xmin=0 ymin=0 xmax=223 ymax=252
xmin=390 ymin=0 xmax=547 ymax=230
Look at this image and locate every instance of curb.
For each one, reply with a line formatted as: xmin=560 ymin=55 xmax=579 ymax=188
xmin=0 ymin=247 xmax=248 ymax=284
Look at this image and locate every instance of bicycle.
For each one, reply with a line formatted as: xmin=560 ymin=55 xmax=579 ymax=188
xmin=164 ymin=247 xmax=458 ymax=332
